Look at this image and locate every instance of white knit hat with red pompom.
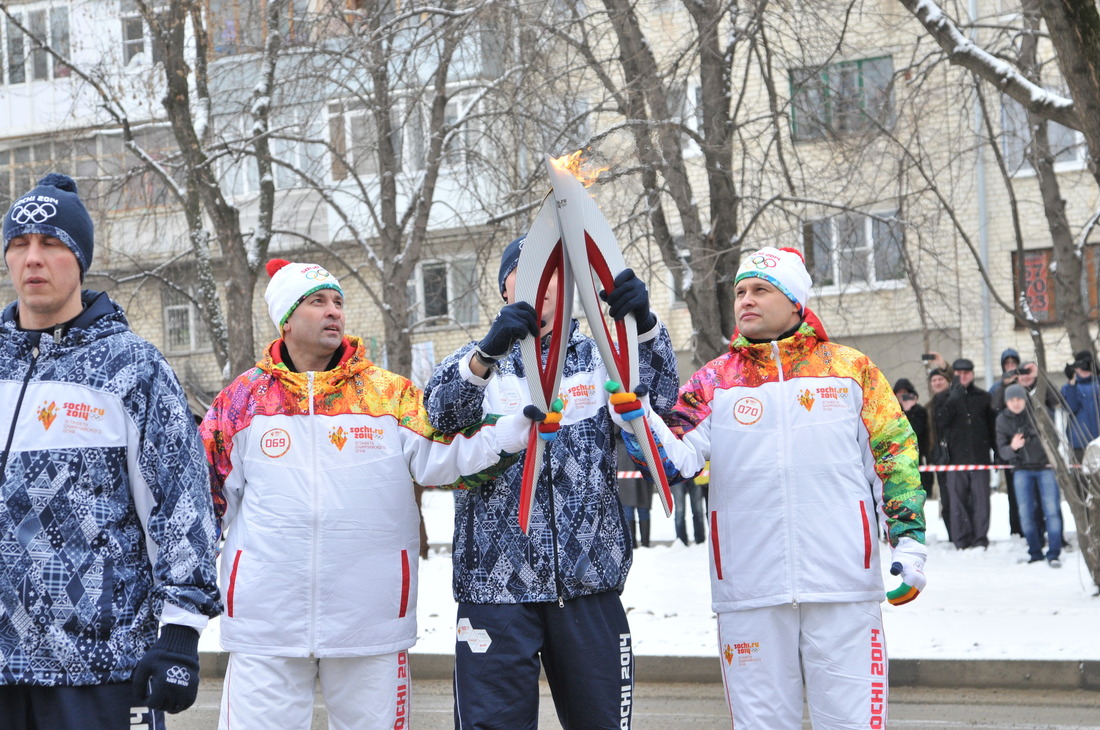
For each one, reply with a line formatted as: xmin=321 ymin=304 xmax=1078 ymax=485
xmin=734 ymin=246 xmax=812 ymax=314
xmin=264 ymin=259 xmax=343 ymax=332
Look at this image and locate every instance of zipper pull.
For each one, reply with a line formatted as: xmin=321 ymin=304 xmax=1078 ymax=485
xmin=558 ymin=596 xmax=564 ymax=608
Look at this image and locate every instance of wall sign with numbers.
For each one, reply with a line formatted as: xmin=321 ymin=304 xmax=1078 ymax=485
xmin=1012 ymin=246 xmax=1100 ymax=324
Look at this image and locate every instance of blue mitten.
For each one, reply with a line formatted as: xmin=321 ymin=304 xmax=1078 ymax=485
xmin=602 ymin=269 xmax=657 ymax=331
xmin=476 ymin=302 xmax=539 ymax=361
xmin=132 ymin=624 xmax=201 ymax=714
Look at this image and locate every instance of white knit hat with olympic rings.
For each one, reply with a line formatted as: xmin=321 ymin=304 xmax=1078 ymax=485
xmin=264 ymin=259 xmax=343 ymax=332
xmin=734 ymin=246 xmax=812 ymax=313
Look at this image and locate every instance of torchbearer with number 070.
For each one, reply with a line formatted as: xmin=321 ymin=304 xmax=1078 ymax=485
xmin=423 ymin=155 xmax=680 ymax=729
xmin=615 ymin=246 xmax=927 ymax=730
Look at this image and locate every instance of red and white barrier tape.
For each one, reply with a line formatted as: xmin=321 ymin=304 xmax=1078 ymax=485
xmin=916 ymin=464 xmax=1010 ymax=472
xmin=615 ymin=463 xmax=1087 ymax=478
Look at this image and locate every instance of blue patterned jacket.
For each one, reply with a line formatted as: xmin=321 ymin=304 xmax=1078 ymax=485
xmin=0 ymin=291 xmax=221 ymax=686
xmin=424 ymin=320 xmax=678 ymax=604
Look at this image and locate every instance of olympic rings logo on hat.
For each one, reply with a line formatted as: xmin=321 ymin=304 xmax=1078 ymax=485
xmin=303 ymin=268 xmax=333 ymax=281
xmin=750 ymin=254 xmax=777 ymax=269
xmin=9 ymin=201 xmax=57 ymax=225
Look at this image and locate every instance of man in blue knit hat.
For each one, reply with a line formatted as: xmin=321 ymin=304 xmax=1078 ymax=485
xmin=0 ymin=173 xmax=222 ymax=728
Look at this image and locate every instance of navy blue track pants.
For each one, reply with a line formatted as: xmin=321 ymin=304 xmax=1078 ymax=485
xmin=453 ymin=591 xmax=634 ymax=730
xmin=0 ymin=682 xmax=164 ymax=730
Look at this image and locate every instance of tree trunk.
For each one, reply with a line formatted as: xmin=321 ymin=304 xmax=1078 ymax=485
xmin=1040 ymin=0 xmax=1100 ymax=193
xmin=1031 ymin=403 xmax=1100 ymax=592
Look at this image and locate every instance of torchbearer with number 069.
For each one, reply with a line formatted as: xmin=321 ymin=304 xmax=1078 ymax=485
xmin=423 ymin=152 xmax=680 ymax=730
xmin=616 ymin=246 xmax=927 ymax=729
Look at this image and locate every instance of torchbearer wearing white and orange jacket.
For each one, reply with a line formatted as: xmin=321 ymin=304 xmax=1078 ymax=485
xmin=200 ymin=260 xmax=534 ymax=730
xmin=617 ymin=246 xmax=927 ymax=730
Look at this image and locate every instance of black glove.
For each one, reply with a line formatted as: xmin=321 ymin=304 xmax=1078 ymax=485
xmin=476 ymin=302 xmax=539 ymax=360
xmin=601 ymin=269 xmax=657 ymax=331
xmin=132 ymin=624 xmax=201 ymax=714
xmin=947 ymin=380 xmax=966 ymax=400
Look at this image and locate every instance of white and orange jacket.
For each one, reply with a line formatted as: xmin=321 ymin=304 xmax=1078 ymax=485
xmin=200 ymin=336 xmax=523 ymax=657
xmin=636 ymin=321 xmax=925 ymax=613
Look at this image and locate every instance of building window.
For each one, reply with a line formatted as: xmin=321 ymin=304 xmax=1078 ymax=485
xmin=1012 ymin=246 xmax=1100 ymax=324
xmin=329 ymin=99 xmax=416 ymax=180
xmin=442 ymin=94 xmax=482 ymax=168
xmin=803 ymin=209 xmax=904 ymax=288
xmin=0 ymin=139 xmax=74 ymax=208
xmin=163 ymin=287 xmax=212 ymax=354
xmin=120 ymin=1 xmax=163 ymax=66
xmin=98 ymin=126 xmax=176 ymax=210
xmin=789 ymin=56 xmax=894 ymax=141
xmin=408 ymin=258 xmax=479 ymax=327
xmin=3 ymin=5 xmax=69 ymax=84
xmin=1001 ymin=94 xmax=1085 ymax=174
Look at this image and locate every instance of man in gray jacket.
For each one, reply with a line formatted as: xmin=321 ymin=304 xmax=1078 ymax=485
xmin=995 ymin=384 xmax=1063 ymax=567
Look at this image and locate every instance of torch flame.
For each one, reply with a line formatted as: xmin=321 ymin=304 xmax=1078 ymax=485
xmin=550 ymin=150 xmax=608 ymax=188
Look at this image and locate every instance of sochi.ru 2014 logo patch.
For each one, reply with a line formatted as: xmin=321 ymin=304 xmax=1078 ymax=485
xmin=36 ymin=401 xmax=58 ymax=430
xmin=732 ymin=396 xmax=763 ymax=425
xmin=798 ymin=389 xmax=815 ymax=411
xmin=329 ymin=426 xmax=348 ymax=451
xmin=260 ymin=428 xmax=291 ymax=458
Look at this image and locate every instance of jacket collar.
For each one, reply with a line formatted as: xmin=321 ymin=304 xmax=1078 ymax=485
xmin=258 ymin=335 xmax=371 ymax=395
xmin=1 ymin=290 xmax=127 ymax=346
xmin=730 ymin=320 xmax=822 ymax=363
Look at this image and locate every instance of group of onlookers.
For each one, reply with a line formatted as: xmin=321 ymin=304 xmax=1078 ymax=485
xmin=893 ymin=347 xmax=1099 ymax=567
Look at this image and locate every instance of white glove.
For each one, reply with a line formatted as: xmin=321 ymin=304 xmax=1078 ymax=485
xmin=887 ymin=536 xmax=927 ymax=606
xmin=607 ymin=382 xmax=651 ymax=431
xmin=490 ymin=412 xmax=534 ymax=454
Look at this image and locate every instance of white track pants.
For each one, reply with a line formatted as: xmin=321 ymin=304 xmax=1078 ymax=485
xmin=716 ymin=601 xmax=887 ymax=730
xmin=218 ymin=651 xmax=411 ymax=730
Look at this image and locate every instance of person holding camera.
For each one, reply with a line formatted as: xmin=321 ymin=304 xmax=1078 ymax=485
xmin=996 ymin=384 xmax=1064 ymax=567
xmin=990 ymin=348 xmax=1021 ymax=403
xmin=1061 ymin=350 xmax=1100 ymax=460
xmin=895 ymin=378 xmax=933 ymax=493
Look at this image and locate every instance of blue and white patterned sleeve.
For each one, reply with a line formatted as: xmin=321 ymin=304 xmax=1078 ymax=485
xmin=129 ymin=349 xmax=222 ymax=628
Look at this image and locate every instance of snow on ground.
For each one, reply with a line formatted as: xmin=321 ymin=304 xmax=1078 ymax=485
xmin=200 ymin=486 xmax=1100 ymax=661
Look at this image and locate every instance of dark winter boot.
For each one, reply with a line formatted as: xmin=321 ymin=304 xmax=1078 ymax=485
xmin=639 ymin=519 xmax=651 ymax=548
xmin=629 ymin=518 xmax=638 ymax=548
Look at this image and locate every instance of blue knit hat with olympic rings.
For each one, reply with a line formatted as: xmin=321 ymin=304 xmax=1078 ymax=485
xmin=4 ymin=173 xmax=95 ymax=279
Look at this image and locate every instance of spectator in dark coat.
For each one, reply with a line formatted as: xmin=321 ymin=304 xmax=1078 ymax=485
xmin=618 ymin=437 xmax=654 ymax=547
xmin=933 ymin=358 xmax=996 ymax=550
xmin=927 ymin=367 xmax=954 ymax=538
xmin=894 ymin=378 xmax=933 ymax=493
